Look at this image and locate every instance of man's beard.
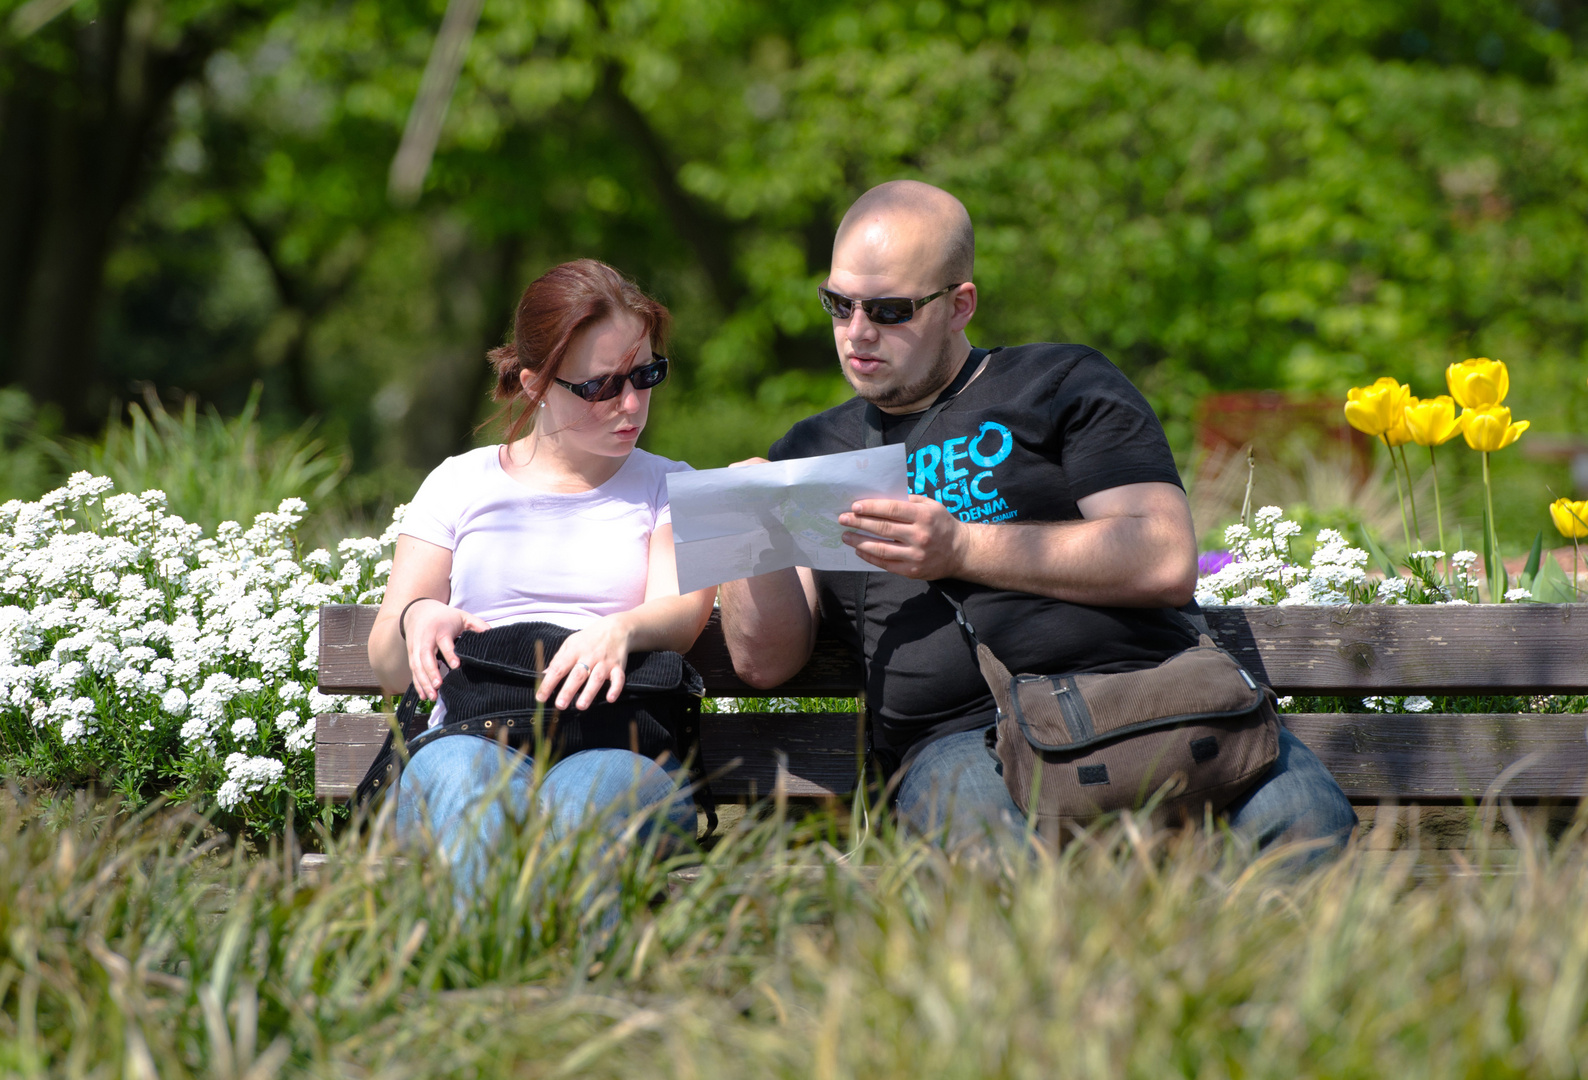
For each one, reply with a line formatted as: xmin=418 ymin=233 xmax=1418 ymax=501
xmin=845 ymin=335 xmax=957 ymax=411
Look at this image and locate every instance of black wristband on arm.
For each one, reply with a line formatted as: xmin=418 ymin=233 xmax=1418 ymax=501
xmin=398 ymin=597 xmax=434 ymax=642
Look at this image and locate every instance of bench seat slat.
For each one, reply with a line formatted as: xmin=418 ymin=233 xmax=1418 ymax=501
xmin=314 ymin=710 xmax=864 ymax=801
xmin=314 ymin=712 xmax=391 ymax=799
xmin=1287 ymin=713 xmax=1588 ymax=802
xmin=315 ymin=711 xmax=1588 ymax=805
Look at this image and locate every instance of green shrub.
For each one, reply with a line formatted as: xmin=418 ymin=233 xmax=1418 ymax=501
xmin=73 ymin=385 xmax=349 ymax=533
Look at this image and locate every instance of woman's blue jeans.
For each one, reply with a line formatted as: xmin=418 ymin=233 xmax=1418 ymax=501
xmin=392 ymin=735 xmax=697 ymax=903
xmin=896 ymin=725 xmax=1358 ymax=867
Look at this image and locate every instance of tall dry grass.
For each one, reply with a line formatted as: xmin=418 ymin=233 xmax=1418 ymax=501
xmin=2 ymin=785 xmax=1587 ymax=1078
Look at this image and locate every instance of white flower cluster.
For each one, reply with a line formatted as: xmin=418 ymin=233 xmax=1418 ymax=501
xmin=1289 ymin=528 xmax=1371 ymax=605
xmin=216 ymin=752 xmax=289 ymax=809
xmin=0 ymin=474 xmax=397 ymax=816
xmin=1196 ymin=508 xmax=1488 ymax=608
xmin=1362 ymin=695 xmax=1435 ymax=713
xmin=1194 ymin=507 xmax=1372 ymax=607
xmin=1194 ymin=507 xmax=1307 ymax=606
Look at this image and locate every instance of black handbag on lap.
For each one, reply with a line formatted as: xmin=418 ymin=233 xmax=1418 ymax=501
xmin=353 ymin=621 xmax=715 ymax=827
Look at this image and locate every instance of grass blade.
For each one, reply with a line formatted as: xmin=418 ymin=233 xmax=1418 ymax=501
xmin=1359 ymin=526 xmax=1399 ymax=580
xmin=1522 ymin=530 xmax=1544 ymax=590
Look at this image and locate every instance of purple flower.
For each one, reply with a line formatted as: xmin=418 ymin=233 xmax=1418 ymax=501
xmin=1198 ymin=550 xmax=1235 ymax=576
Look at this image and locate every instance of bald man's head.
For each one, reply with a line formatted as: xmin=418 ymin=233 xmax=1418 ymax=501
xmin=833 ymin=181 xmax=973 ymax=285
xmin=825 ymin=181 xmax=978 ymax=412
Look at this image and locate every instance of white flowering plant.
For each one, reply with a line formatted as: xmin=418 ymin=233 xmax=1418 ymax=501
xmin=1195 ymin=506 xmax=1481 ymax=607
xmin=0 ymin=473 xmax=397 ymax=836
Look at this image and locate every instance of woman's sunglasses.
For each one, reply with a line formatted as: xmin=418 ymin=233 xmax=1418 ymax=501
xmin=553 ymin=355 xmax=669 ymax=402
xmin=818 ymin=284 xmax=962 ymax=326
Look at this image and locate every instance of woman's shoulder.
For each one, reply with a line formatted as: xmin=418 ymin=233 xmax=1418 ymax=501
xmin=425 ymin=444 xmax=502 ymax=479
xmin=624 ymin=447 xmax=694 ymax=478
xmin=409 ymin=445 xmax=502 ymax=509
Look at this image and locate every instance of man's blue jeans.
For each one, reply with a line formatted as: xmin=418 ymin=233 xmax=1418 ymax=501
xmin=896 ymin=725 xmax=1357 ymax=864
xmin=392 ymin=735 xmax=697 ymax=902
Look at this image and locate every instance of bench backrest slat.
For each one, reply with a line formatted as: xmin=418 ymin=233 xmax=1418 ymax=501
xmin=317 ymin=605 xmax=861 ymax=698
xmin=319 ymin=603 xmax=1588 ymax=698
xmin=1209 ymin=603 xmax=1588 ymax=695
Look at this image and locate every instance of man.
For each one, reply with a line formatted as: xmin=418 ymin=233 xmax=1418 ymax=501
xmin=720 ymin=180 xmax=1356 ymax=854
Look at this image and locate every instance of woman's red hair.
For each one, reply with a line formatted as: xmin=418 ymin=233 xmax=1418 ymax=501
xmin=487 ymin=260 xmax=671 ymax=442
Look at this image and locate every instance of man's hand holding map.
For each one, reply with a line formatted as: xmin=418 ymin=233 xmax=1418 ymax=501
xmin=665 ymin=445 xmax=909 ymax=594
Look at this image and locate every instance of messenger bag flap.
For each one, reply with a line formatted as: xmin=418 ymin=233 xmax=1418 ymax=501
xmin=1001 ymin=640 xmax=1266 ymax=755
xmin=453 ymin=622 xmax=702 ymax=695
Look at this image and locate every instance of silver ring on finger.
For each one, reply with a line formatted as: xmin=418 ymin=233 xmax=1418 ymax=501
xmin=575 ymin=661 xmax=590 ymax=672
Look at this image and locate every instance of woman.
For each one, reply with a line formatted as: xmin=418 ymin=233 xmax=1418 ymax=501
xmin=368 ymin=259 xmax=714 ymax=896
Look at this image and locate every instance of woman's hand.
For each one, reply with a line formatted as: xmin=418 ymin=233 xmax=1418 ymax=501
xmin=537 ymin=615 xmax=635 ymax=711
xmin=403 ymin=598 xmax=490 ymax=700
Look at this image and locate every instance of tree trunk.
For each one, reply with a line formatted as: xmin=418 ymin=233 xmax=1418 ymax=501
xmin=0 ymin=3 xmax=260 ymax=430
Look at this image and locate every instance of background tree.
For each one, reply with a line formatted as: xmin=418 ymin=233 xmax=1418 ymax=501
xmin=2 ymin=0 xmax=1585 ymax=538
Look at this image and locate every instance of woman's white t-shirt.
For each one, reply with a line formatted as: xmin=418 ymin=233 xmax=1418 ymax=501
xmin=399 ymin=445 xmax=692 ymax=632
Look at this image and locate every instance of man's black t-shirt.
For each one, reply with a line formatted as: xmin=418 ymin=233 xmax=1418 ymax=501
xmin=767 ymin=343 xmax=1197 ymax=770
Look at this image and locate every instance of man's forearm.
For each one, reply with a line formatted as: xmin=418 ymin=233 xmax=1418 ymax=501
xmin=958 ymin=514 xmax=1197 ymax=607
xmin=720 ymin=569 xmax=817 ymax=688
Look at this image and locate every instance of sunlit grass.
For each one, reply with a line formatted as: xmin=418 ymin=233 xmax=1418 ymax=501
xmin=4 ymin=784 xmax=1588 ymax=1077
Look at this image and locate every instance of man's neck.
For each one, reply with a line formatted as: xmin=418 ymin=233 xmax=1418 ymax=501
xmin=875 ymin=337 xmax=977 ymax=415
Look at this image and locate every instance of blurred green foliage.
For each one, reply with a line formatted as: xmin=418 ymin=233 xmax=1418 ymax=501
xmin=73 ymin=386 xmax=348 ymax=532
xmin=2 ymin=0 xmax=1586 ymax=547
xmin=0 ymin=387 xmax=67 ymax=503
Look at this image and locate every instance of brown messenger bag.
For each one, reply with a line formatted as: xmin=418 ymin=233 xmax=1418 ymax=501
xmin=941 ymin=593 xmax=1281 ymax=828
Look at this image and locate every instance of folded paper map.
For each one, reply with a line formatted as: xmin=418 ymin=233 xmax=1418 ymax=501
xmin=665 ymin=445 xmax=910 ymax=594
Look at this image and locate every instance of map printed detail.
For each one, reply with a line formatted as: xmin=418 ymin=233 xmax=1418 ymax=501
xmin=666 ymin=445 xmax=910 ymax=593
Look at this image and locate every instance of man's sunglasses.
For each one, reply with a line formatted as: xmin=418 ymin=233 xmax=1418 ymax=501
xmin=818 ymin=284 xmax=962 ymax=326
xmin=553 ymin=355 xmax=669 ymax=402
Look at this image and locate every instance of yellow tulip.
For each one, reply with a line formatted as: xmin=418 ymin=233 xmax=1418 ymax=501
xmin=1344 ymin=377 xmax=1411 ymax=438
xmin=1460 ymin=405 xmax=1529 ymax=452
xmin=1446 ymin=357 xmax=1509 ymax=409
xmin=1383 ymin=404 xmax=1413 ymax=447
xmin=1402 ymin=395 xmax=1463 ymax=447
xmin=1550 ymin=498 xmax=1588 ymax=540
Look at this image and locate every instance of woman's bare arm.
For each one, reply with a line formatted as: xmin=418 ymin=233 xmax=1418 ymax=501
xmin=369 ymin=535 xmax=489 ymax=698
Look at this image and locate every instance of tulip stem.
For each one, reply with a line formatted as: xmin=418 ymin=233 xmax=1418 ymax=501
xmin=1428 ymin=447 xmax=1448 ymax=587
xmin=1396 ymin=445 xmax=1422 ymax=548
xmin=1574 ymin=534 xmax=1581 ymax=603
xmin=1384 ymin=435 xmax=1413 ymax=556
xmin=1482 ymin=451 xmax=1504 ymax=602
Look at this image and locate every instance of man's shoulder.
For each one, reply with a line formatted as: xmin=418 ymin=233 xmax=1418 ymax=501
xmin=982 ymin=342 xmax=1152 ymax=406
xmin=769 ymin=397 xmax=866 ymax=460
xmin=987 ymin=342 xmax=1112 ymax=378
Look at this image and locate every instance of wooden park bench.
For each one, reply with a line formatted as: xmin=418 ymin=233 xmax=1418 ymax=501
xmin=315 ymin=603 xmax=1588 ymax=807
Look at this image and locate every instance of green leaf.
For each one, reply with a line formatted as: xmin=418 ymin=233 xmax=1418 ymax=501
xmin=1521 ymin=530 xmax=1544 ymax=590
xmin=1359 ymin=527 xmax=1398 ymax=581
xmin=1531 ymin=552 xmax=1576 ymax=603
